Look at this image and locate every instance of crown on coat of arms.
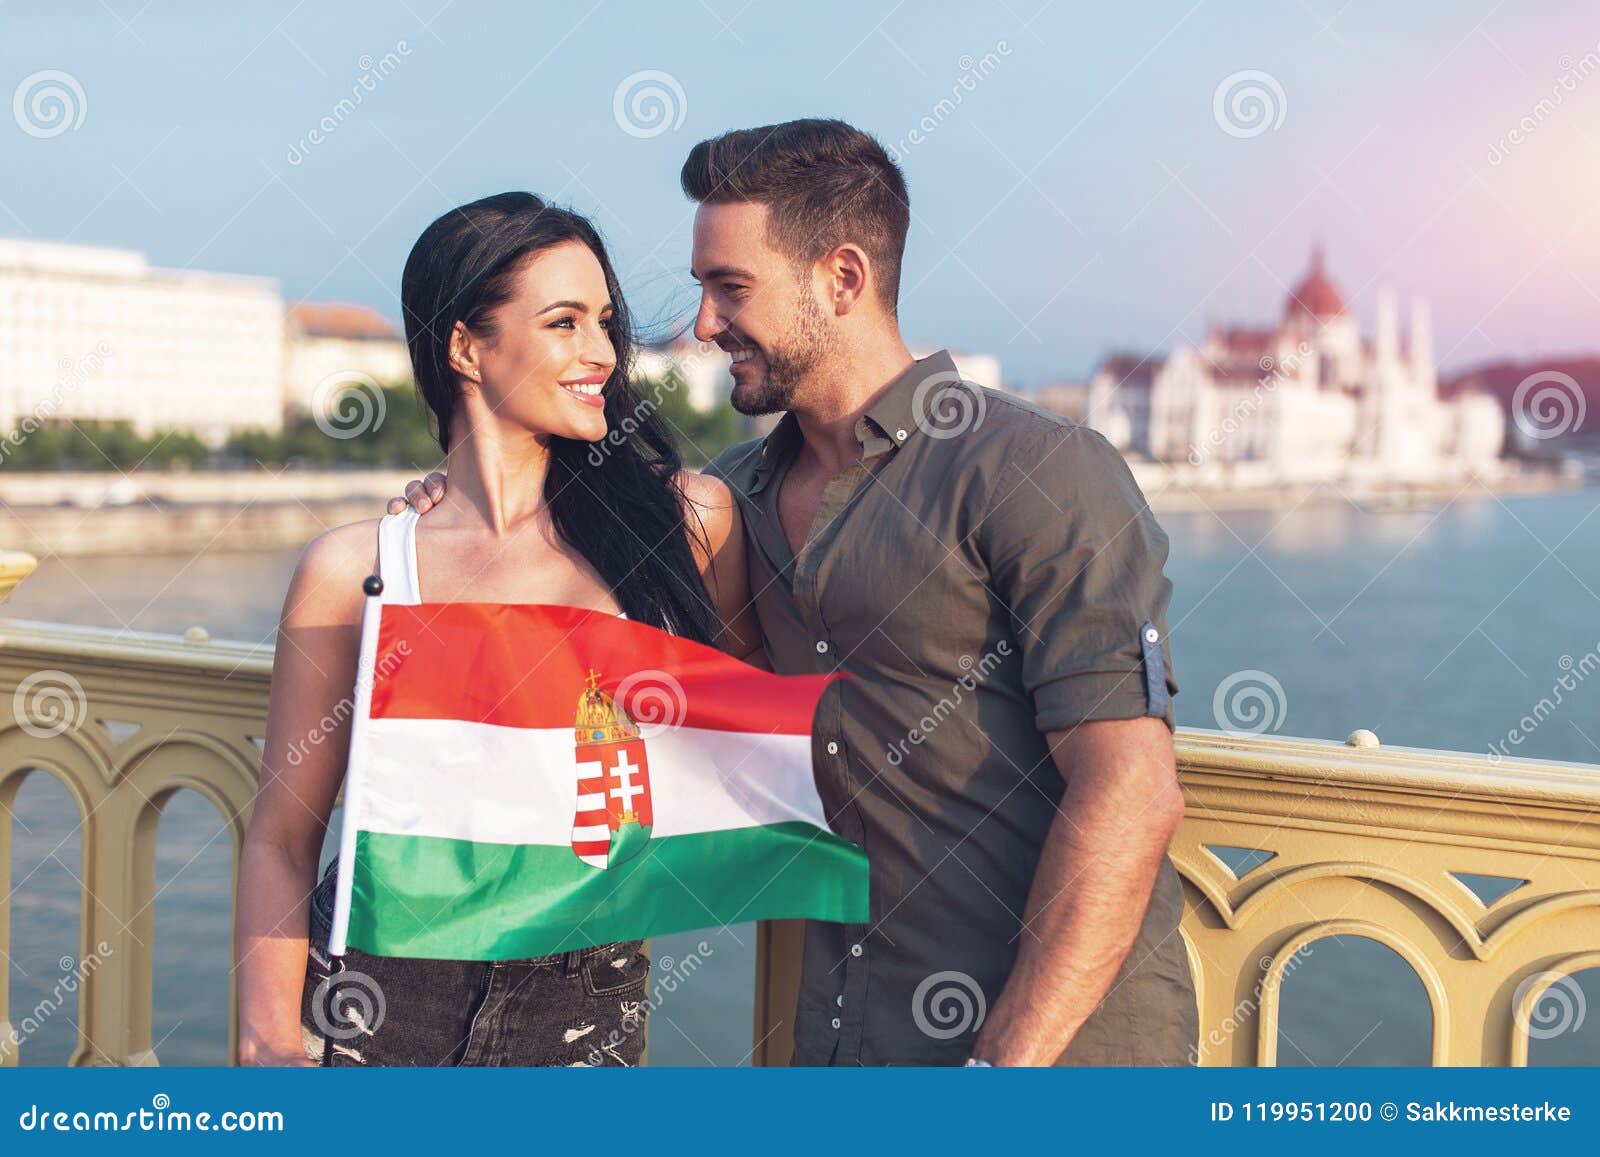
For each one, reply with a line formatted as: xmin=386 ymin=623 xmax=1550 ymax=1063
xmin=575 ymin=668 xmax=640 ymax=745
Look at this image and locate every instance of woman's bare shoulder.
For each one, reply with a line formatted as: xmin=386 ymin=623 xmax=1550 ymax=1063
xmin=283 ymin=518 xmax=384 ymax=628
xmin=674 ymin=469 xmax=736 ymax=538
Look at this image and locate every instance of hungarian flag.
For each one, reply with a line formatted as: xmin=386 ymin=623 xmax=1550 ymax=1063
xmin=324 ymin=598 xmax=868 ymax=960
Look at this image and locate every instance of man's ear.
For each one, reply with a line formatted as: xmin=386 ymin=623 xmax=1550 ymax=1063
xmin=820 ymin=244 xmax=871 ymax=316
xmin=448 ymin=320 xmax=482 ymax=386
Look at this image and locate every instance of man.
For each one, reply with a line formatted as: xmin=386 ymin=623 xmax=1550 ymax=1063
xmin=395 ymin=118 xmax=1196 ymax=1066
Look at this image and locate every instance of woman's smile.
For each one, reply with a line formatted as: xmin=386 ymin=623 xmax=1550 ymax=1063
xmin=559 ymin=374 xmax=609 ymax=407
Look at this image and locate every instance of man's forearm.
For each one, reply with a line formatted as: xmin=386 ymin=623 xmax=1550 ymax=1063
xmin=971 ymin=722 xmax=1184 ymax=1065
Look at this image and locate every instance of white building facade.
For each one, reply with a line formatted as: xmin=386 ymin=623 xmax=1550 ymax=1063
xmin=1086 ymin=250 xmax=1505 ymax=485
xmin=284 ymin=303 xmax=412 ymax=419
xmin=0 ymin=240 xmax=285 ymax=448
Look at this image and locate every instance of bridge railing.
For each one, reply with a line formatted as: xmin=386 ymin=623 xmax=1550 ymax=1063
xmin=1 ymin=610 xmax=1596 ymax=1066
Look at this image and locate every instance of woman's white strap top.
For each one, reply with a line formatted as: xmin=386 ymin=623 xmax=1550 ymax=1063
xmin=373 ymin=505 xmax=631 ymax=621
xmin=375 ymin=507 xmax=423 ymax=604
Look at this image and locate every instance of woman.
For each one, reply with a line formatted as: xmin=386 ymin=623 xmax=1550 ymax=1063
xmin=234 ymin=192 xmax=762 ymax=1066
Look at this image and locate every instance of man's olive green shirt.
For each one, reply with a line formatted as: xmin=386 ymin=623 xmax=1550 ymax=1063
xmin=706 ymin=350 xmax=1195 ymax=1065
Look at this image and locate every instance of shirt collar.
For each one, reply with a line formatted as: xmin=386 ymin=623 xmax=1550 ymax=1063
xmin=747 ymin=349 xmax=961 ymax=495
xmin=861 ymin=348 xmax=959 ymax=451
xmin=748 ymin=411 xmax=802 ymax=496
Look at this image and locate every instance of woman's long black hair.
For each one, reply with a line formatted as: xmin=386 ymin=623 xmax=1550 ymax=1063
xmin=400 ymin=191 xmax=719 ymax=645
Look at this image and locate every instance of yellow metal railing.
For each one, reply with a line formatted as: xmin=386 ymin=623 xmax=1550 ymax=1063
xmin=1 ymin=611 xmax=1596 ymax=1066
xmin=0 ymin=616 xmax=269 ymax=1066
xmin=1168 ymin=728 xmax=1600 ymax=1066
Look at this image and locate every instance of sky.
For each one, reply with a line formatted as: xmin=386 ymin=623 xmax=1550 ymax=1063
xmin=2 ymin=0 xmax=1598 ymax=387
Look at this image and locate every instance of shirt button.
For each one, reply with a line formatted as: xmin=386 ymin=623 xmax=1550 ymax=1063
xmin=836 ymin=994 xmax=844 ymax=1007
xmin=895 ymin=428 xmax=907 ymax=441
xmin=815 ymin=640 xmax=829 ymax=654
xmin=850 ymin=943 xmax=863 ymax=957
xmin=826 ymin=741 xmax=839 ymax=755
xmin=1144 ymin=626 xmax=1160 ymax=644
xmin=831 ymin=1017 xmax=842 ymax=1030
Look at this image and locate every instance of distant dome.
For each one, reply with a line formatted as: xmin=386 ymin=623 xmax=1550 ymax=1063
xmin=1284 ymin=247 xmax=1346 ymax=324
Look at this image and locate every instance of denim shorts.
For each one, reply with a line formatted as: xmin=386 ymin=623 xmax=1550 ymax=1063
xmin=301 ymin=862 xmax=650 ymax=1066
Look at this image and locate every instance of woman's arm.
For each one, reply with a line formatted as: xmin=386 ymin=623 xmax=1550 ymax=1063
xmin=675 ymin=470 xmax=767 ymax=669
xmin=233 ymin=521 xmax=376 ymax=1065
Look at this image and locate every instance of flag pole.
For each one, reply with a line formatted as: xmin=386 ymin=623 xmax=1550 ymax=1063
xmin=327 ymin=573 xmax=385 ymax=958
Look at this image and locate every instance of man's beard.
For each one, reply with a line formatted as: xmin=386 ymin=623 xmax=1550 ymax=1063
xmin=728 ymin=288 xmax=829 ymax=416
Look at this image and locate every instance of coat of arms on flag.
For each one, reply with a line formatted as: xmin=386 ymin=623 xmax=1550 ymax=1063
xmin=572 ymin=669 xmax=652 ymax=871
xmin=324 ymin=598 xmax=869 ymax=962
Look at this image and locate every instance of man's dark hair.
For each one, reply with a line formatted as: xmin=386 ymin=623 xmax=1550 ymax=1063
xmin=680 ymin=118 xmax=911 ymax=313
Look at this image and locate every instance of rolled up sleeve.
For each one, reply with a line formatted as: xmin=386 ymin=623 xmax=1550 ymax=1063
xmin=980 ymin=422 xmax=1179 ymax=733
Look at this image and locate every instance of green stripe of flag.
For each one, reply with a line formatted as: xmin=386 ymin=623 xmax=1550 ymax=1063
xmin=347 ymin=822 xmax=869 ymax=959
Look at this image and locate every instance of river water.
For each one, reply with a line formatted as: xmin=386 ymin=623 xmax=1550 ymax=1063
xmin=5 ymin=488 xmax=1598 ymax=1065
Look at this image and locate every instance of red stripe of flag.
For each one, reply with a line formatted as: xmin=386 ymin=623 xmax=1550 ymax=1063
xmin=369 ymin=602 xmax=839 ymax=735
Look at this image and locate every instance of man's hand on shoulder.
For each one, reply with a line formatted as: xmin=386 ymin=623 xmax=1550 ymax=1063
xmin=387 ymin=471 xmax=447 ymax=515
